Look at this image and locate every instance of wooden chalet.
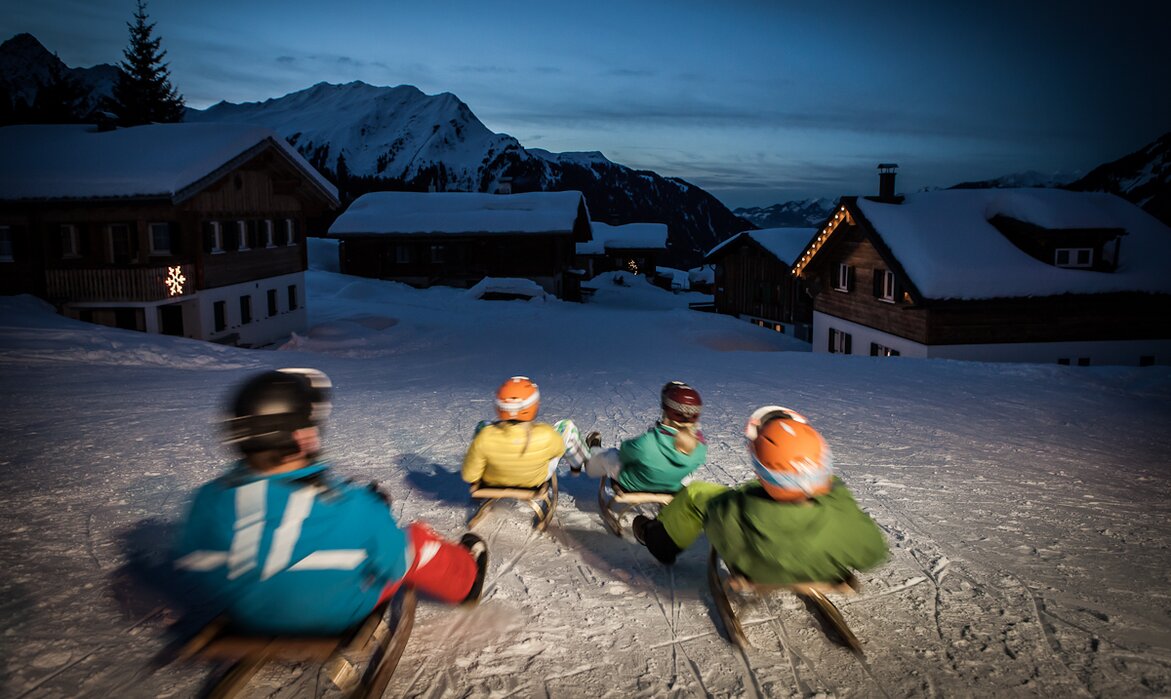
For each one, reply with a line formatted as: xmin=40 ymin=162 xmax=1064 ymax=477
xmin=792 ymin=166 xmax=1171 ymax=366
xmin=576 ymin=221 xmax=668 ymax=281
xmin=704 ymin=228 xmax=816 ymax=340
xmin=328 ymin=191 xmax=593 ymax=301
xmin=0 ymin=123 xmax=339 ymax=347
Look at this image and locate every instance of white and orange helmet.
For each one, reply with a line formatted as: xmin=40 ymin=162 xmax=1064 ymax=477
xmin=744 ymin=406 xmax=834 ymax=501
xmin=495 ymin=376 xmax=540 ymax=421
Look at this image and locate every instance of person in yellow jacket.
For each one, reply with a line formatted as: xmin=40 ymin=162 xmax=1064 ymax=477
xmin=461 ymin=376 xmax=588 ymax=488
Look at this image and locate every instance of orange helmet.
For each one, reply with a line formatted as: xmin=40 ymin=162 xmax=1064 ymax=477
xmin=744 ymin=405 xmax=833 ymax=501
xmin=495 ymin=376 xmax=540 ymax=421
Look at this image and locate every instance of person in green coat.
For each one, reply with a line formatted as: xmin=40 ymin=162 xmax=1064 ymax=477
xmin=633 ymin=406 xmax=887 ymax=584
xmin=584 ymin=381 xmax=706 ymax=493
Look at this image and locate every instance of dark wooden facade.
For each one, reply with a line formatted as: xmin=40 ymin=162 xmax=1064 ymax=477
xmin=795 ymin=197 xmax=1171 ymax=361
xmin=333 ymin=200 xmax=592 ymax=301
xmin=705 ymin=233 xmax=812 ymax=337
xmin=1 ymin=141 xmax=337 ymax=340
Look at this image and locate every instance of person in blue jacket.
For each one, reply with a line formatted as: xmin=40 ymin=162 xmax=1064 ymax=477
xmin=174 ymin=368 xmax=487 ymax=635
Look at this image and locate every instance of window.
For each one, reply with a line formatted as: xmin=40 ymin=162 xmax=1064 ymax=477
xmin=149 ymin=222 xmax=171 ymax=255
xmin=430 ymin=244 xmax=446 ymax=263
xmin=267 ymin=289 xmax=278 ymax=317
xmin=1140 ymin=356 xmax=1155 ymax=367
xmin=1057 ymin=358 xmax=1071 ymax=366
xmin=828 ymin=328 xmax=852 ymax=354
xmin=236 ymin=221 xmax=249 ymax=251
xmin=246 ymin=220 xmax=262 ymax=249
xmin=60 ymin=224 xmax=80 ymax=258
xmin=395 ymin=244 xmax=411 ymax=264
xmin=204 ymin=221 xmax=224 ymax=254
xmin=0 ymin=225 xmax=12 ymax=261
xmin=265 ymin=220 xmax=276 ymax=248
xmin=1076 ymin=357 xmax=1090 ymax=367
xmin=285 ymin=219 xmax=297 ymax=246
xmin=213 ymin=300 xmax=227 ymax=332
xmin=834 ymin=263 xmax=853 ymax=292
xmin=1055 ymin=247 xmax=1093 ymax=268
xmin=287 ymin=284 xmax=298 ymax=311
xmin=876 ymin=269 xmax=895 ymax=302
xmin=239 ymin=295 xmax=252 ymax=324
xmin=870 ymin=342 xmax=900 ymax=357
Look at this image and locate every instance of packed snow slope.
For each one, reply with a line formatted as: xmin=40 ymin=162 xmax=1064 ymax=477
xmin=1 ymin=240 xmax=1170 ymax=698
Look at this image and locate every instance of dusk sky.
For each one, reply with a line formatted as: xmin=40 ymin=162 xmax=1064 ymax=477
xmin=4 ymin=0 xmax=1169 ymax=208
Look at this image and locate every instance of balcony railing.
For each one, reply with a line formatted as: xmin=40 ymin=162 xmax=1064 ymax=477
xmin=45 ymin=264 xmax=195 ymax=303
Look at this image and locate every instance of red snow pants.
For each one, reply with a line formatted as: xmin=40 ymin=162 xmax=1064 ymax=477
xmin=378 ymin=522 xmax=477 ymax=605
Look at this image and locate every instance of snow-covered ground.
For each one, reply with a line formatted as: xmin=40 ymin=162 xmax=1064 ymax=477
xmin=2 ymin=239 xmax=1170 ymax=698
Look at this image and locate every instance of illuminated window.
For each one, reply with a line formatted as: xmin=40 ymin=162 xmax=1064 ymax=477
xmin=870 ymin=342 xmax=900 ymax=357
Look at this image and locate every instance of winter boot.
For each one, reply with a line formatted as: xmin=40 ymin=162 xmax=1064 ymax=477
xmin=577 ymin=431 xmax=603 ymax=476
xmin=459 ymin=533 xmax=489 ymax=606
xmin=632 ymin=515 xmax=682 ymax=565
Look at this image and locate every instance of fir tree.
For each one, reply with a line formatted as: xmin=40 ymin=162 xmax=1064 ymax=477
xmin=110 ymin=0 xmax=185 ymax=126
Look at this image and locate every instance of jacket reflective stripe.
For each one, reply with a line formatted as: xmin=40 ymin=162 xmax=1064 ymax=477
xmin=175 ymin=551 xmax=229 ymax=571
xmin=228 ymin=480 xmax=267 ymax=580
xmin=288 ymin=549 xmax=368 ymax=571
xmin=261 ymin=485 xmax=320 ymax=580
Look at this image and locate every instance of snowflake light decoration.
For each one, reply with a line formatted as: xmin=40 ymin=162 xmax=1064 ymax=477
xmin=165 ymin=266 xmax=186 ymax=296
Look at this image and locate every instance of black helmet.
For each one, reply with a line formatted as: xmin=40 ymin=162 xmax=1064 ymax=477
xmin=223 ymin=368 xmax=332 ymax=455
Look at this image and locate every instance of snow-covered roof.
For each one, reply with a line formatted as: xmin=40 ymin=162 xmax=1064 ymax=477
xmin=855 ymin=189 xmax=1171 ymax=300
xmin=0 ymin=123 xmax=338 ymax=203
xmin=465 ymin=277 xmax=549 ymax=300
xmin=705 ymin=227 xmax=815 ymax=264
xmin=329 ymin=190 xmax=587 ymax=236
xmin=584 ymin=221 xmax=668 ymax=251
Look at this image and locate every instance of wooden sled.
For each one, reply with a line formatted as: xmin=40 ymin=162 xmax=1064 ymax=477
xmin=707 ymin=548 xmax=863 ymax=655
xmin=174 ymin=587 xmax=417 ymax=699
xmin=597 ymin=477 xmax=674 ymax=537
xmin=468 ymin=474 xmax=557 ymax=531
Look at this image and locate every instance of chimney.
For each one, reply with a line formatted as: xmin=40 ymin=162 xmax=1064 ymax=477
xmin=877 ymin=163 xmax=898 ymax=201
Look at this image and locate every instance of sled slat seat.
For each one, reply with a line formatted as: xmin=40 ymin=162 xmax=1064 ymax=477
xmin=469 ymin=475 xmax=558 ymax=531
xmin=173 ymin=588 xmax=417 ymax=699
xmin=598 ymin=477 xmax=675 ymax=536
xmin=708 ymin=548 xmax=863 ymax=655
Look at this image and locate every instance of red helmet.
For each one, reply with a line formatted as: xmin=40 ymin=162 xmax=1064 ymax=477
xmin=661 ymin=381 xmax=702 ymax=423
xmin=495 ymin=376 xmax=540 ymax=421
xmin=744 ymin=405 xmax=833 ymax=501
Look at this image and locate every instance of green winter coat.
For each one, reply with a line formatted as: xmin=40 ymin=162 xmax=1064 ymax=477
xmin=616 ymin=424 xmax=707 ymax=493
xmin=658 ymin=478 xmax=887 ymax=584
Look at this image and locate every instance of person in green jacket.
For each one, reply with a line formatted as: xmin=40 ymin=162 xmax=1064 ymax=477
xmin=633 ymin=406 xmax=887 ymax=584
xmin=584 ymin=381 xmax=706 ymax=493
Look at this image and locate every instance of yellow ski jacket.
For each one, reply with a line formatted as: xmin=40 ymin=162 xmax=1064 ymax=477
xmin=461 ymin=421 xmax=566 ymax=488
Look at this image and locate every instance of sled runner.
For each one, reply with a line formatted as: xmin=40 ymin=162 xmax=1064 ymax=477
xmin=707 ymin=548 xmax=862 ymax=655
xmin=597 ymin=477 xmax=674 ymax=537
xmin=468 ymin=474 xmax=558 ymax=531
xmin=174 ymin=587 xmax=417 ymax=699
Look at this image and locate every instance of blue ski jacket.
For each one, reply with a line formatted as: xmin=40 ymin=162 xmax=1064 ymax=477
xmin=174 ymin=461 xmax=412 ymax=634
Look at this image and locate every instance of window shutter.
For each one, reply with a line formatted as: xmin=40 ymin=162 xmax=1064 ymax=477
xmin=870 ymin=342 xmax=879 ymax=356
xmin=828 ymin=329 xmax=836 ymax=352
xmin=847 ymin=266 xmax=855 ymax=291
xmin=844 ymin=333 xmax=852 ymax=355
xmin=78 ymin=226 xmax=90 ymax=257
xmin=872 ymin=269 xmax=882 ymax=297
xmin=893 ymin=277 xmax=904 ymax=303
xmin=170 ymin=223 xmax=184 ymax=255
